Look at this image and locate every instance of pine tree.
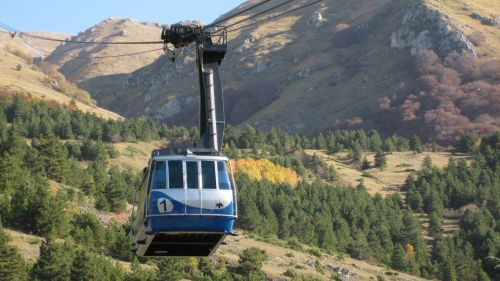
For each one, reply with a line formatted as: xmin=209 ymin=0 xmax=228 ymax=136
xmin=422 ymin=154 xmax=433 ymax=169
xmin=0 ymin=126 xmax=27 ymax=158
xmin=316 ymin=133 xmax=326 ymax=149
xmin=237 ymin=247 xmax=267 ymax=279
xmin=32 ymin=238 xmax=72 ymax=281
xmin=374 ymin=150 xmax=387 ymax=168
xmin=384 ymin=138 xmax=396 ymax=152
xmin=104 ymin=166 xmax=126 ymax=212
xmin=348 ymin=231 xmax=371 ymax=260
xmin=70 ymin=250 xmax=98 ymax=281
xmin=37 ymin=136 xmax=68 ymax=182
xmin=410 ymin=135 xmax=424 ymax=153
xmin=361 ymin=156 xmax=370 ymax=170
xmin=0 ymin=153 xmax=23 ymax=194
xmin=428 ymin=212 xmax=443 ymax=238
xmin=369 ymin=130 xmax=383 ymax=151
xmin=350 ymin=144 xmax=362 ymax=164
xmin=391 ymin=244 xmax=407 ymax=271
xmin=87 ymin=160 xmax=108 ymax=194
xmin=32 ymin=179 xmax=70 ymax=237
xmin=0 ymin=224 xmax=27 ymax=281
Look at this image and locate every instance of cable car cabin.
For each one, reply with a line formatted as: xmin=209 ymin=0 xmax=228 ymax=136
xmin=131 ymin=149 xmax=237 ymax=257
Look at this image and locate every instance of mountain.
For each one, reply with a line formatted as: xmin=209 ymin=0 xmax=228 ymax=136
xmin=77 ymin=0 xmax=498 ymax=142
xmin=43 ymin=18 xmax=164 ymax=97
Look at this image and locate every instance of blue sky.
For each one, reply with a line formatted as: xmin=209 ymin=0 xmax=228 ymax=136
xmin=0 ymin=0 xmax=246 ymax=34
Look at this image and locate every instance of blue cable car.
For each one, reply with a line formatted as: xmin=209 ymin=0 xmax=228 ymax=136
xmin=131 ymin=25 xmax=237 ymax=256
xmin=132 ymin=151 xmax=237 ymax=256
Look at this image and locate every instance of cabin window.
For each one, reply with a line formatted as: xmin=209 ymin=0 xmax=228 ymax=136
xmin=217 ymin=161 xmax=231 ymax=190
xmin=201 ymin=161 xmax=216 ymax=189
xmin=152 ymin=161 xmax=166 ymax=189
xmin=186 ymin=161 xmax=199 ymax=189
xmin=168 ymin=161 xmax=183 ymax=188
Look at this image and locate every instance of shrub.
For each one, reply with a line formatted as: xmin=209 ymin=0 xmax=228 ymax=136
xmin=284 ymin=268 xmax=297 ymax=277
xmin=16 ymin=64 xmax=22 ymax=71
xmin=307 ymin=247 xmax=322 ymax=257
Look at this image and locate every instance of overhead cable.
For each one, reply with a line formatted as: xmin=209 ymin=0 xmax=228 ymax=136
xmin=227 ymin=0 xmax=324 ymax=33
xmin=0 ymin=22 xmax=163 ymax=45
xmin=220 ymin=0 xmax=297 ymax=30
xmin=207 ymin=0 xmax=274 ymax=27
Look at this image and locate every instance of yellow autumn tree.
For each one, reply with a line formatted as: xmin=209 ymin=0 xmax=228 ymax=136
xmin=231 ymin=158 xmax=299 ymax=187
xmin=405 ymin=243 xmax=414 ymax=261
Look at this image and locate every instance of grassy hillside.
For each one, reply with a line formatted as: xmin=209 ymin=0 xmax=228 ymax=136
xmin=219 ymin=235 xmax=430 ymax=281
xmin=0 ymin=43 xmax=122 ymax=119
xmin=304 ymin=150 xmax=469 ymax=195
xmin=6 ymin=227 xmax=429 ymax=281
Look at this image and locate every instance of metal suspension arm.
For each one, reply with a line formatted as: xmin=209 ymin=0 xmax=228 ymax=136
xmin=161 ymin=24 xmax=227 ymax=154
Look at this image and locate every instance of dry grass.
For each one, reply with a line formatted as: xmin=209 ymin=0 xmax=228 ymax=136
xmin=304 ymin=150 xmax=471 ymax=196
xmin=0 ymin=47 xmax=121 ymax=120
xmin=110 ymin=140 xmax=165 ymax=170
xmin=218 ymin=234 xmax=430 ymax=281
xmin=4 ymin=228 xmax=43 ymax=262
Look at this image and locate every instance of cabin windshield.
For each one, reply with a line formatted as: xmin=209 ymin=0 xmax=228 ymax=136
xmin=149 ymin=159 xmax=232 ymax=190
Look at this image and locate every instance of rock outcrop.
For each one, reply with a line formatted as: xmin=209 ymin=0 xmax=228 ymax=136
xmin=391 ymin=0 xmax=477 ymax=57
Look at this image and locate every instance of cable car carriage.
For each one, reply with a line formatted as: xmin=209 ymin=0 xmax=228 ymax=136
xmin=131 ymin=24 xmax=237 ymax=257
xmin=131 ymin=149 xmax=237 ymax=257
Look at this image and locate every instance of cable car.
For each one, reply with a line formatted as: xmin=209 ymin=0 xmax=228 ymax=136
xmin=131 ymin=24 xmax=236 ymax=257
xmin=131 ymin=150 xmax=237 ymax=256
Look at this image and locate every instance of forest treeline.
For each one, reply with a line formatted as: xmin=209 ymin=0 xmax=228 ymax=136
xmin=2 ymin=93 xmax=420 ymax=152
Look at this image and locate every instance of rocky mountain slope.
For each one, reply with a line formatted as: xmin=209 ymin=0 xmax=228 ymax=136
xmin=78 ymin=0 xmax=497 ymax=140
xmin=43 ymin=18 xmax=164 ymax=96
